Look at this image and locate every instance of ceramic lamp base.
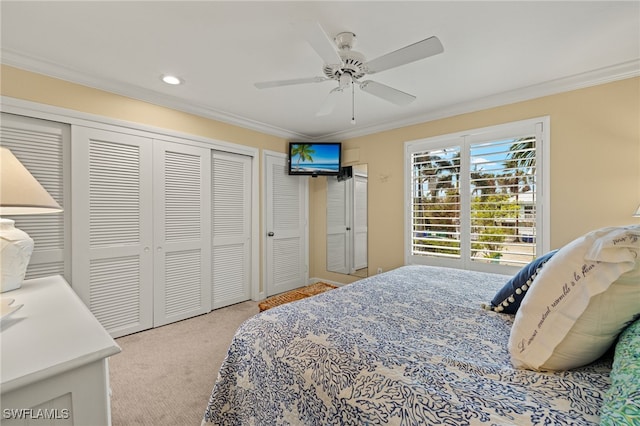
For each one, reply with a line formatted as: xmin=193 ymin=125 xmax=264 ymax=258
xmin=0 ymin=218 xmax=34 ymax=292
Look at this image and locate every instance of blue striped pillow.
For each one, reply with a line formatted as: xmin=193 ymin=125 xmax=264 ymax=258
xmin=487 ymin=250 xmax=558 ymax=314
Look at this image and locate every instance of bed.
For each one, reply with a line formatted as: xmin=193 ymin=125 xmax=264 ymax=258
xmin=202 ymin=264 xmax=615 ymax=425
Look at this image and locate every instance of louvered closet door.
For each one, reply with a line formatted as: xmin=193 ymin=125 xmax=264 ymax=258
xmin=0 ymin=113 xmax=69 ymax=280
xmin=153 ymin=141 xmax=211 ymax=327
xmin=72 ymin=127 xmax=154 ymax=338
xmin=211 ymin=151 xmax=251 ymax=309
xmin=326 ymin=177 xmax=350 ymax=274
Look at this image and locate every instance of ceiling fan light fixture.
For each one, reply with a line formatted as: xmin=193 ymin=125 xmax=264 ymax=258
xmin=339 ymin=73 xmax=352 ymax=89
xmin=161 ymin=74 xmax=183 ymax=85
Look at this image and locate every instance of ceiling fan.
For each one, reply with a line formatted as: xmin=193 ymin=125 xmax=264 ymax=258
xmin=254 ymin=21 xmax=444 ymax=121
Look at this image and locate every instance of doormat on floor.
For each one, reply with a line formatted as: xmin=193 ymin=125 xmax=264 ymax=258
xmin=259 ymin=282 xmax=338 ymax=312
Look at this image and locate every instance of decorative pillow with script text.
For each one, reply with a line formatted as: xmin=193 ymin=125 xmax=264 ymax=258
xmin=508 ymin=226 xmax=640 ymax=371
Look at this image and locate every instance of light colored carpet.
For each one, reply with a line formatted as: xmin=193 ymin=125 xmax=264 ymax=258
xmin=109 ymin=300 xmax=259 ymax=426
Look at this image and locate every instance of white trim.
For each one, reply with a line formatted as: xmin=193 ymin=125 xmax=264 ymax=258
xmin=1 ymin=49 xmax=306 ymax=141
xmin=1 ymin=95 xmax=262 ymax=305
xmin=308 ymin=277 xmax=347 ymax=288
xmin=249 ymin=149 xmax=261 ymax=303
xmin=301 ymin=60 xmax=639 ymax=141
xmin=261 ymin=150 xmax=275 ymax=300
xmin=259 ymin=150 xmax=275 ymax=294
xmin=538 ymin=119 xmax=551 ymax=256
xmin=404 ymin=116 xmax=550 ymax=274
xmin=0 ymin=96 xmax=258 ymax=157
xmin=3 ymin=49 xmax=637 ymax=141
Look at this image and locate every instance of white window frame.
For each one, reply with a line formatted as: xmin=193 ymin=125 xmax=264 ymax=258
xmin=404 ymin=116 xmax=550 ymax=275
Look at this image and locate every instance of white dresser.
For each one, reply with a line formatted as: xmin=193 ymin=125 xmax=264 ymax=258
xmin=1 ymin=275 xmax=121 ymax=425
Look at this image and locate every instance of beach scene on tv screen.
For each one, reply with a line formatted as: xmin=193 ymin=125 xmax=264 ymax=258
xmin=290 ymin=144 xmax=340 ymax=173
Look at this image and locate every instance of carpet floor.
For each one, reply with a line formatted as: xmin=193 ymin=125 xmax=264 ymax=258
xmin=109 ymin=300 xmax=258 ymax=425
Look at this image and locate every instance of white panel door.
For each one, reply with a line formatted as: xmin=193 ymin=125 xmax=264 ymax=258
xmin=265 ymin=152 xmax=308 ymax=296
xmin=353 ymin=173 xmax=368 ymax=271
xmin=211 ymin=151 xmax=252 ymax=309
xmin=326 ymin=177 xmax=350 ymax=274
xmin=153 ymin=140 xmax=211 ymax=327
xmin=72 ymin=127 xmax=154 ymax=338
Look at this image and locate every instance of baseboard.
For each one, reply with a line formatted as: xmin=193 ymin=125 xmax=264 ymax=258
xmin=308 ymin=277 xmax=345 ymax=287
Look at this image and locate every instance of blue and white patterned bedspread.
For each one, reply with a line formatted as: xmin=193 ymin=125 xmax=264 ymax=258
xmin=203 ymin=265 xmax=611 ymax=425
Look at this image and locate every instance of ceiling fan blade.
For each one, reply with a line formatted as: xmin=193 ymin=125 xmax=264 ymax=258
xmin=293 ymin=21 xmax=343 ymax=65
xmin=316 ymin=87 xmax=343 ymax=116
xmin=255 ymin=76 xmax=328 ymax=89
xmin=359 ymin=80 xmax=416 ymax=106
xmin=366 ymin=36 xmax=444 ymax=74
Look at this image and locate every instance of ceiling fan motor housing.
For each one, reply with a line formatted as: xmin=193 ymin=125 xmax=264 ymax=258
xmin=323 ymin=32 xmax=367 ymax=80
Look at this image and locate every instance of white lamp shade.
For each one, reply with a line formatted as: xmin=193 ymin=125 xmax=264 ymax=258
xmin=0 ymin=147 xmax=62 ymax=215
xmin=634 ymin=204 xmax=640 ymax=217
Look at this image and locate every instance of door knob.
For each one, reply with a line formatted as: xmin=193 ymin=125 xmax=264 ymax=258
xmin=267 ymin=232 xmax=275 ymax=237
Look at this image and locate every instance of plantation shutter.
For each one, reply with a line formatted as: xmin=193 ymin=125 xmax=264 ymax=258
xmin=71 ymin=126 xmax=154 ymax=338
xmin=326 ymin=177 xmax=350 ymax=274
xmin=468 ymin=136 xmax=537 ymax=266
xmin=153 ymin=140 xmax=211 ymax=327
xmin=0 ymin=113 xmax=69 ymax=280
xmin=408 ymin=118 xmax=546 ymax=273
xmin=410 ymin=146 xmax=462 ymax=260
xmin=211 ymin=150 xmax=251 ymax=309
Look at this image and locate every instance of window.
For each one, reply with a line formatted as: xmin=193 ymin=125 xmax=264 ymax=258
xmin=405 ymin=117 xmax=549 ymax=274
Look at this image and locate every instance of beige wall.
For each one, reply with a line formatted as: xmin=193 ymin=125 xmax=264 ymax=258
xmin=1 ymin=65 xmax=288 ymax=152
xmin=310 ymin=77 xmax=640 ymax=283
xmin=2 ymin=66 xmax=639 ymax=286
xmin=1 ymin=65 xmax=289 ymax=293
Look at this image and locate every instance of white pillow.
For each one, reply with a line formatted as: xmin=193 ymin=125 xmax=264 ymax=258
xmin=508 ymin=226 xmax=640 ymax=371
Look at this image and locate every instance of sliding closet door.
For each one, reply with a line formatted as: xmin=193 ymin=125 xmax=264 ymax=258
xmin=211 ymin=151 xmax=251 ymax=309
xmin=153 ymin=141 xmax=211 ymax=327
xmin=72 ymin=127 xmax=154 ymax=338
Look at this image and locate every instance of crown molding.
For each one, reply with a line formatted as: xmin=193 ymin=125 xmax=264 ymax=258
xmin=0 ymin=48 xmax=305 ymax=140
xmin=325 ymin=59 xmax=640 ymax=141
xmin=2 ymin=48 xmax=638 ymax=141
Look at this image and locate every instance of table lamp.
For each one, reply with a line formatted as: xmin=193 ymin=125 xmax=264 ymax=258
xmin=0 ymin=147 xmax=63 ymax=292
xmin=634 ymin=204 xmax=640 ymax=217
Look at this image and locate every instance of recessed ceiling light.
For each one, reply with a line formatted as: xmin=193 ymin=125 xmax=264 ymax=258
xmin=161 ymin=75 xmax=183 ymax=85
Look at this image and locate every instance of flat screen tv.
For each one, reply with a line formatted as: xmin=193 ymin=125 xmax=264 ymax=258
xmin=288 ymin=142 xmax=341 ymax=176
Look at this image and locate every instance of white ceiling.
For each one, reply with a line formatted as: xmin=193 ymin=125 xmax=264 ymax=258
xmin=2 ymin=1 xmax=639 ymax=141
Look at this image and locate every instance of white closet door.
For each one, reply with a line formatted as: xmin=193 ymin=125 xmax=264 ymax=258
xmin=353 ymin=174 xmax=368 ymax=271
xmin=265 ymin=153 xmax=308 ymax=296
xmin=211 ymin=151 xmax=251 ymax=309
xmin=71 ymin=127 xmax=154 ymax=338
xmin=153 ymin=141 xmax=211 ymax=327
xmin=0 ymin=113 xmax=69 ymax=280
xmin=326 ymin=177 xmax=350 ymax=274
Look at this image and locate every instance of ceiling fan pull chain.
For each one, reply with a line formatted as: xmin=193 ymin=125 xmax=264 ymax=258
xmin=351 ymin=82 xmax=356 ymax=125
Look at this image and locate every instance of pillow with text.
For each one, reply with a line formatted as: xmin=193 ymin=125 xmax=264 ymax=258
xmin=508 ymin=225 xmax=640 ymax=371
